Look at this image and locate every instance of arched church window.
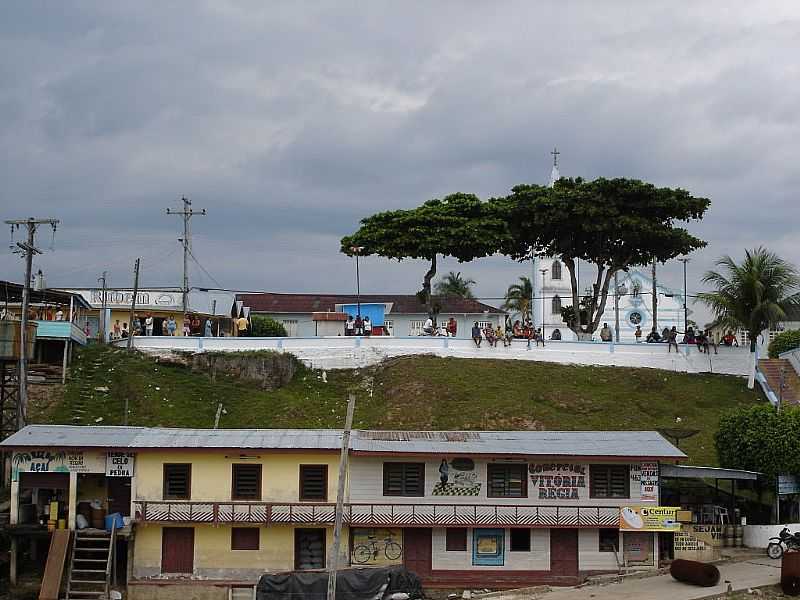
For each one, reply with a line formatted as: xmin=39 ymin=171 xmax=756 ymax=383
xmin=552 ymin=295 xmax=562 ymax=315
xmin=551 ymin=261 xmax=562 ymax=280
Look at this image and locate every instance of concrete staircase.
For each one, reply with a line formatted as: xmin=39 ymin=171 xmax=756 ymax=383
xmin=758 ymin=359 xmax=800 ymax=405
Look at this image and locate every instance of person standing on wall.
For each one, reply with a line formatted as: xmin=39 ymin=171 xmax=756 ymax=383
xmin=145 ymin=313 xmax=154 ymax=336
xmin=447 ymin=317 xmax=457 ymax=338
xmin=363 ymin=316 xmax=372 ymax=336
xmin=205 ymin=318 xmax=213 ymax=337
xmin=166 ymin=315 xmax=177 ymax=336
xmin=344 ymin=315 xmax=355 ymax=336
xmin=236 ymin=314 xmax=249 ymax=337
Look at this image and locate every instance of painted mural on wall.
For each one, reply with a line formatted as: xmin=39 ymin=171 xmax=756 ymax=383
xmin=529 ymin=463 xmax=587 ymax=500
xmin=351 ymin=528 xmax=403 ymax=566
xmin=12 ymin=450 xmax=106 ymax=481
xmin=432 ymin=458 xmax=481 ymax=496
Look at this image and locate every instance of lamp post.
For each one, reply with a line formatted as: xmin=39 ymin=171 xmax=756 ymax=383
xmin=678 ymin=257 xmax=690 ymax=333
xmin=539 ymin=268 xmax=548 ymax=340
xmin=350 ymin=246 xmax=364 ymax=318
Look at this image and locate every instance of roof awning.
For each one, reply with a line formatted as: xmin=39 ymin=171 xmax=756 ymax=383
xmin=661 ymin=464 xmax=760 ymax=481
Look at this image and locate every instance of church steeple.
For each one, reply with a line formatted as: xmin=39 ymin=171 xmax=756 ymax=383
xmin=548 ymin=147 xmax=561 ymax=188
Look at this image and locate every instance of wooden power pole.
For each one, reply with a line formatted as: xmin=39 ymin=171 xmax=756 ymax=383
xmin=126 ymin=259 xmax=140 ymax=351
xmin=651 ymin=259 xmax=658 ymax=332
xmin=166 ymin=197 xmax=206 ymax=314
xmin=4 ymin=217 xmax=60 ymax=429
xmin=98 ymin=271 xmax=108 ymax=342
xmin=327 ymin=393 xmax=356 ymax=600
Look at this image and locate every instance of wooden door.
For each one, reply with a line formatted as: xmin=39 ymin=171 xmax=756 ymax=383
xmin=550 ymin=528 xmax=579 ymax=577
xmin=403 ymin=528 xmax=432 ymax=578
xmin=295 ymin=529 xmax=326 ymax=570
xmin=161 ymin=527 xmax=194 ymax=574
xmin=107 ymin=477 xmax=132 ymax=516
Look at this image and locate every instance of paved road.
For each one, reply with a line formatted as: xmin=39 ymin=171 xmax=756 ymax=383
xmin=544 ymin=557 xmax=780 ymax=600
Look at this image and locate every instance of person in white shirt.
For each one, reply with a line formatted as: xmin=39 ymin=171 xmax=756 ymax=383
xmin=363 ymin=316 xmax=372 ymax=336
xmin=423 ymin=316 xmax=434 ymax=335
xmin=344 ymin=316 xmax=355 ymax=336
xmin=54 ymin=309 xmax=64 ymax=321
xmin=145 ymin=314 xmax=154 ymax=336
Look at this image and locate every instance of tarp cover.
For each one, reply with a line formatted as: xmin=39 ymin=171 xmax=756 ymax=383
xmin=256 ymin=566 xmax=423 ymax=600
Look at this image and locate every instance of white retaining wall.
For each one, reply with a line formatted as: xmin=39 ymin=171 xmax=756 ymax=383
xmin=743 ymin=523 xmax=800 ymax=549
xmin=118 ymin=336 xmax=752 ymax=375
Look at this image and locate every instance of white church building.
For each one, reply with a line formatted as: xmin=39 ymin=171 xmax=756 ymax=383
xmin=532 ymin=151 xmax=686 ymax=342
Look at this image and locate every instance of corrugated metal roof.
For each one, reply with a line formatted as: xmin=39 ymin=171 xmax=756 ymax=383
xmin=1 ymin=426 xmax=685 ymax=459
xmin=660 ymin=464 xmax=759 ymax=480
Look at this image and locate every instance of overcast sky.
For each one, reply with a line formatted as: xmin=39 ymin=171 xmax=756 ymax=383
xmin=1 ymin=2 xmax=798 ymax=321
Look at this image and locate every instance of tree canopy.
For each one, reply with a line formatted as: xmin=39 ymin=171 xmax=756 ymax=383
xmin=716 ymin=404 xmax=800 ymax=478
xmin=341 ymin=193 xmax=508 ymax=317
xmin=500 ymin=178 xmax=710 ymax=337
xmin=502 ymin=276 xmax=533 ymax=321
xmin=434 ymin=271 xmax=476 ymax=299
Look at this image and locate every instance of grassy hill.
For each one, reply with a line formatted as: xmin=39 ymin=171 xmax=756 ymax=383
xmin=31 ymin=344 xmax=763 ymax=465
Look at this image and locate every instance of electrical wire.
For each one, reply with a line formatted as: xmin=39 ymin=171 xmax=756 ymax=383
xmin=186 ymin=247 xmax=224 ymax=289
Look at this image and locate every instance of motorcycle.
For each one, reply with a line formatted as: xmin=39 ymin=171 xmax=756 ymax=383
xmin=767 ymin=527 xmax=800 ymax=559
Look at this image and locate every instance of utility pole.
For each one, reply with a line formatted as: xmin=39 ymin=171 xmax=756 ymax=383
xmin=651 ymin=260 xmax=658 ymax=332
xmin=539 ymin=268 xmax=548 ymax=339
xmin=167 ymin=197 xmax=206 ymax=314
xmin=678 ymin=258 xmax=690 ymax=333
xmin=98 ymin=271 xmax=108 ymax=343
xmin=614 ymin=271 xmax=620 ymax=343
xmin=327 ymin=393 xmax=356 ymax=600
xmin=126 ymin=259 xmax=140 ymax=351
xmin=4 ymin=218 xmax=59 ymax=430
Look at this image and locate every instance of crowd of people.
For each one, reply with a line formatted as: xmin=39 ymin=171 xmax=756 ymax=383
xmin=110 ymin=313 xmax=223 ymax=339
xmin=344 ymin=315 xmax=374 ymax=336
xmin=638 ymin=324 xmax=729 ymax=354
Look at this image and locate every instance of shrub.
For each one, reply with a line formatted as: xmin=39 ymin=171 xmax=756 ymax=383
xmin=250 ymin=316 xmax=288 ymax=337
xmin=768 ymin=330 xmax=800 ymax=358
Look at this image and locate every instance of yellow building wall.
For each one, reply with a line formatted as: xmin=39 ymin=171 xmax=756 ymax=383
xmin=133 ymin=524 xmax=349 ymax=577
xmin=107 ymin=309 xmax=186 ymax=334
xmin=136 ymin=451 xmax=342 ymax=502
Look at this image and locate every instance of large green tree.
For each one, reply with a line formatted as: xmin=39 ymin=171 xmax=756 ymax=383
xmin=499 ymin=178 xmax=710 ymax=339
xmin=698 ymin=247 xmax=800 ymax=388
xmin=341 ymin=193 xmax=508 ymax=321
xmin=434 ymin=271 xmax=476 ymax=299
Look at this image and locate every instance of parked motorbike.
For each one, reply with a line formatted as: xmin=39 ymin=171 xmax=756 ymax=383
xmin=767 ymin=527 xmax=800 ymax=559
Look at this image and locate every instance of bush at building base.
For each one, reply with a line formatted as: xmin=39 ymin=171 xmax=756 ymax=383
xmin=769 ymin=330 xmax=800 ymax=358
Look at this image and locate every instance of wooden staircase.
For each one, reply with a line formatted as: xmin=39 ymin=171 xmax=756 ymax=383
xmin=758 ymin=358 xmax=800 ymax=405
xmin=64 ymin=525 xmax=116 ymax=600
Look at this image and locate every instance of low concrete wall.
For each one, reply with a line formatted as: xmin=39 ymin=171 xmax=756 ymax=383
xmin=743 ymin=523 xmax=800 ymax=548
xmin=128 ymin=582 xmax=232 ymax=600
xmin=117 ymin=336 xmax=752 ymax=375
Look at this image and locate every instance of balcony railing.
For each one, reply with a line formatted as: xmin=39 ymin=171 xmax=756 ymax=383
xmin=134 ymin=501 xmax=620 ymax=528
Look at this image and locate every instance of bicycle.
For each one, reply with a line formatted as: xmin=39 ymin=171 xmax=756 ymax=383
xmin=352 ymin=536 xmax=402 ymax=564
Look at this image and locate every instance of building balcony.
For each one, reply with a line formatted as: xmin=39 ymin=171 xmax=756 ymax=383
xmin=33 ymin=320 xmax=87 ymax=345
xmin=133 ymin=501 xmax=621 ymax=528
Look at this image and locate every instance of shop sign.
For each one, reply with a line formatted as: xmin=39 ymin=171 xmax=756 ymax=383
xmin=11 ymin=450 xmax=105 ymax=481
xmin=640 ymin=462 xmax=659 ymax=502
xmin=619 ymin=506 xmax=680 ymax=532
xmin=432 ymin=458 xmax=481 ymax=496
xmin=779 ymin=475 xmax=800 ymax=495
xmin=106 ymin=452 xmax=135 ymax=477
xmin=77 ymin=289 xmax=180 ymax=309
xmin=529 ymin=463 xmax=587 ymax=500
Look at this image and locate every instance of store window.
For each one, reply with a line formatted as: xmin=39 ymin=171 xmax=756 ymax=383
xmin=510 ymin=529 xmax=531 ymax=552
xmin=472 ymin=528 xmax=504 ymax=566
xmin=383 ymin=463 xmax=425 ymax=497
xmin=163 ymin=464 xmax=191 ymax=500
xmin=445 ymin=528 xmax=467 ymax=551
xmin=299 ymin=465 xmax=328 ymax=501
xmin=232 ymin=464 xmax=262 ymax=501
xmin=487 ymin=464 xmax=527 ymax=498
xmin=590 ymin=465 xmax=629 ymax=499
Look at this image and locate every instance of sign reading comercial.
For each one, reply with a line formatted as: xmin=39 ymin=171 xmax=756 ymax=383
xmin=106 ymin=452 xmax=135 ymax=477
xmin=619 ymin=506 xmax=680 ymax=532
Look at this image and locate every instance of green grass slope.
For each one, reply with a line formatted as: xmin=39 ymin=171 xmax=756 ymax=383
xmin=33 ymin=345 xmax=762 ymax=465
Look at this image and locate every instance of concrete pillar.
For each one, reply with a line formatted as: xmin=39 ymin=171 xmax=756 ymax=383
xmin=129 ymin=476 xmax=137 ymax=519
xmin=10 ymin=479 xmax=19 ymax=525
xmin=62 ymin=339 xmax=70 ymax=384
xmin=68 ymin=471 xmax=78 ymax=530
xmin=9 ymin=537 xmax=17 ymax=586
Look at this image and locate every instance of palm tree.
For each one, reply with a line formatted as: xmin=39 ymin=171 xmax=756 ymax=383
xmin=698 ymin=247 xmax=800 ymax=389
xmin=434 ymin=271 xmax=476 ymax=299
xmin=503 ymin=276 xmax=534 ymax=322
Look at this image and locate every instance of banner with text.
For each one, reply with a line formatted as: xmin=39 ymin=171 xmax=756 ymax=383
xmin=620 ymin=506 xmax=680 ymax=532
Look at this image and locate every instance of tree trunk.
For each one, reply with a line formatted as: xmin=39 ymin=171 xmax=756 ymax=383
xmin=748 ymin=336 xmax=757 ymax=389
xmin=563 ymin=258 xmax=582 ymax=338
xmin=576 ymin=332 xmax=593 ymax=341
xmin=422 ymin=254 xmax=438 ymax=324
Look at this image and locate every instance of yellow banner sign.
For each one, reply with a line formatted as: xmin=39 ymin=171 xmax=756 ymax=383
xmin=620 ymin=506 xmax=680 ymax=532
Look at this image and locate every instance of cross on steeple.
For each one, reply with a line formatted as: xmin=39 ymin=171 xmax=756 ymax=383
xmin=551 ymin=147 xmax=560 ymax=168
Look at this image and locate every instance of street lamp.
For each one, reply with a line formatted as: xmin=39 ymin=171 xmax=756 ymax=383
xmin=678 ymin=257 xmax=690 ymax=332
xmin=614 ymin=278 xmax=628 ymax=343
xmin=350 ymin=246 xmax=364 ymax=318
xmin=539 ymin=268 xmax=548 ymax=340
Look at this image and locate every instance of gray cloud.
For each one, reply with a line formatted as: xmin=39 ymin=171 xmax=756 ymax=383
xmin=1 ymin=1 xmax=799 ymax=325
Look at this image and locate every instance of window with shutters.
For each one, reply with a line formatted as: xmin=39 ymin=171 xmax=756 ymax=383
xmin=300 ymin=465 xmax=328 ymax=501
xmin=163 ymin=464 xmax=191 ymax=500
xmin=383 ymin=463 xmax=425 ymax=497
xmin=510 ymin=529 xmax=531 ymax=552
xmin=232 ymin=464 xmax=262 ymax=501
xmin=551 ymin=260 xmax=562 ymax=280
xmin=231 ymin=527 xmax=260 ymax=550
xmin=487 ymin=464 xmax=527 ymax=498
xmin=552 ymin=295 xmax=562 ymax=315
xmin=590 ymin=465 xmax=630 ymax=498
xmin=446 ymin=528 xmax=467 ymax=551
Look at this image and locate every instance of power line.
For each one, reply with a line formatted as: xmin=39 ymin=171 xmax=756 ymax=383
xmin=186 ymin=247 xmax=224 ymax=289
